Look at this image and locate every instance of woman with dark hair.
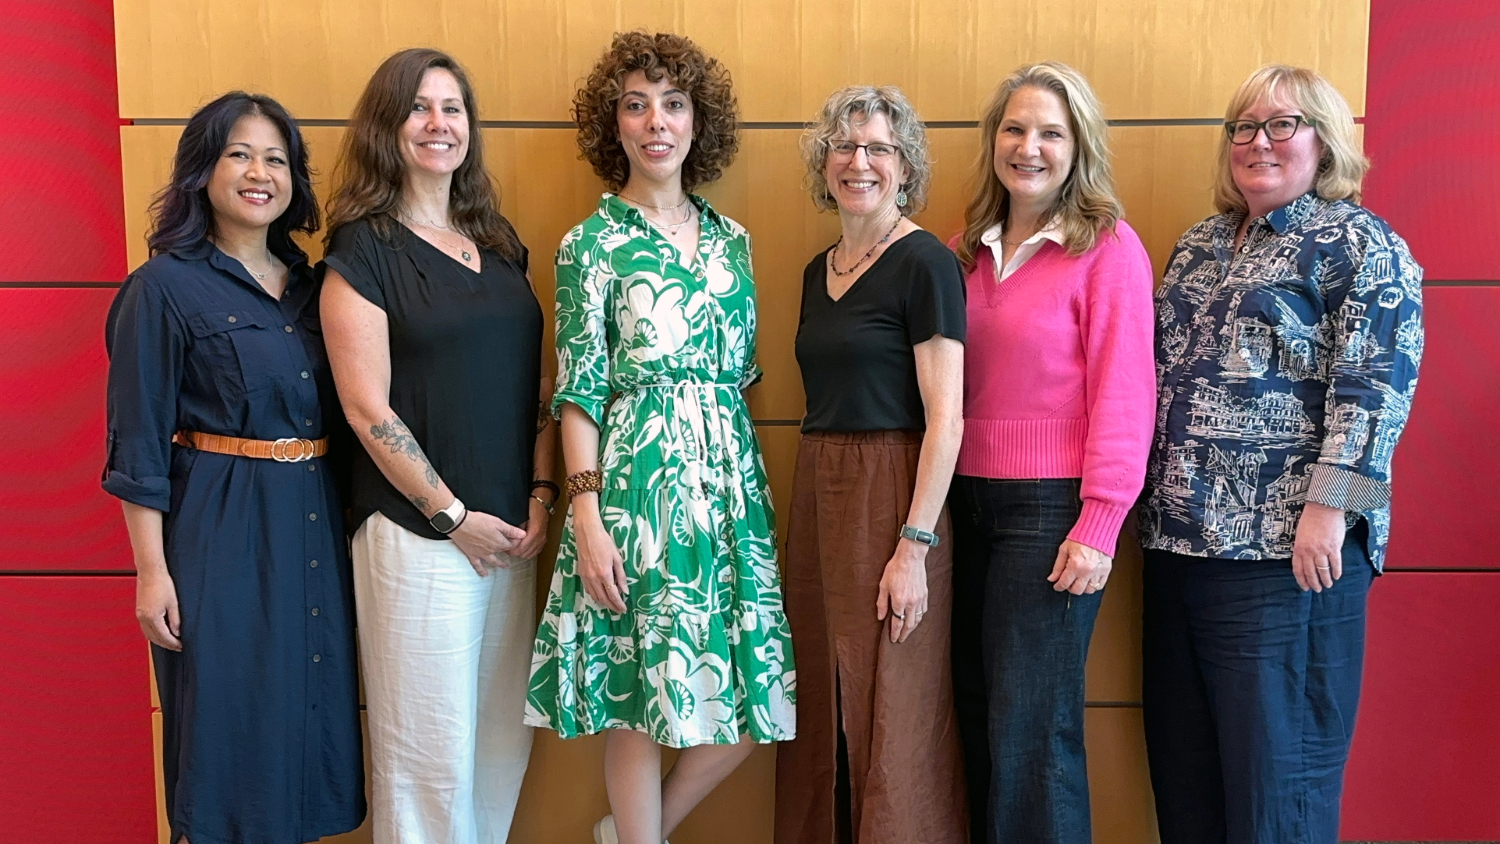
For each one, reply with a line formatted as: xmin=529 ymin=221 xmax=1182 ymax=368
xmin=320 ymin=48 xmax=554 ymax=842
xmin=103 ymin=91 xmax=365 ymax=844
xmin=524 ymin=31 xmax=795 ymax=844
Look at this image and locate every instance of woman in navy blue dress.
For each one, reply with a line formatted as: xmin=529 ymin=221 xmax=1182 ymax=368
xmin=102 ymin=92 xmax=365 ymax=844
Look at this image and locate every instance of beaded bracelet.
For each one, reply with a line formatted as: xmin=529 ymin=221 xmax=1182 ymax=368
xmin=564 ymin=469 xmax=604 ymax=497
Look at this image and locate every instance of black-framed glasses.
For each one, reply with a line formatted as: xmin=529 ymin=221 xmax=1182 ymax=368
xmin=1224 ymin=115 xmax=1318 ymax=145
xmin=827 ymin=140 xmax=901 ymax=159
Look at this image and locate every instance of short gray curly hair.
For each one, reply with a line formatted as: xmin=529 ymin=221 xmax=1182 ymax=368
xmin=801 ymin=86 xmax=932 ymax=216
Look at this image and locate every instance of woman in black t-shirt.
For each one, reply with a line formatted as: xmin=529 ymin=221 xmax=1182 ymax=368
xmin=775 ymin=86 xmax=968 ymax=844
xmin=318 ymin=49 xmax=556 ymax=842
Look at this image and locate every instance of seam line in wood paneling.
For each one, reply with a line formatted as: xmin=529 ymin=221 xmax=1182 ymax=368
xmin=124 ymin=118 xmax=1229 ymax=129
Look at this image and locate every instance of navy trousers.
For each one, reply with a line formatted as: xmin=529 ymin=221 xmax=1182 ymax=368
xmin=1141 ymin=525 xmax=1373 ymax=844
xmin=950 ymin=477 xmax=1101 ymax=844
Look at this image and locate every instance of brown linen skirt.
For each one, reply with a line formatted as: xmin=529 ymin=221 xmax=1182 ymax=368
xmin=774 ymin=431 xmax=967 ymax=844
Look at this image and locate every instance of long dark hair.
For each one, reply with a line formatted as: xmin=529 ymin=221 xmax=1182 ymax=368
xmin=146 ymin=91 xmax=319 ymax=260
xmin=325 ymin=48 xmax=523 ymax=261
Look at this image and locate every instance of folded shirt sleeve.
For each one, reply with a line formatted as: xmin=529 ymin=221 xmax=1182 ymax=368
xmin=101 ymin=269 xmax=186 ymax=512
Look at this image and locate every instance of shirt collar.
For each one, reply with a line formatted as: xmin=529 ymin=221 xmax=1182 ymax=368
xmin=979 ymin=218 xmax=1065 ymax=247
xmin=600 ymin=192 xmax=722 ymax=235
xmin=1266 ymin=191 xmax=1323 ymax=234
xmin=169 ymin=239 xmax=311 ymax=292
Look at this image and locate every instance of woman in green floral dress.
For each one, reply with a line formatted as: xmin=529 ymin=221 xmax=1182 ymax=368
xmin=525 ymin=31 xmax=796 ymax=844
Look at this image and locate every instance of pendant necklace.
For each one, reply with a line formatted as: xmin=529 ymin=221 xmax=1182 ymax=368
xmin=830 ymin=215 xmax=903 ymax=277
xmin=619 ymin=193 xmax=695 ymax=237
xmin=405 ymin=213 xmax=473 ymax=263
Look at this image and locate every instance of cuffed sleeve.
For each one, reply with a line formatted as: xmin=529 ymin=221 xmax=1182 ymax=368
xmin=550 ymin=229 xmax=612 ymax=426
xmin=1312 ymin=220 xmax=1424 ymax=511
xmin=102 ymin=271 xmax=185 ymax=512
xmin=1071 ymin=223 xmax=1158 ymax=557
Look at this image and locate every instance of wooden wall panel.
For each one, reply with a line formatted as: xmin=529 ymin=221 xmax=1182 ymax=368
xmin=1085 ymin=707 xmax=1159 ymax=843
xmin=115 ymin=0 xmax=1368 ymax=121
xmin=1085 ymin=536 xmax=1144 ymax=704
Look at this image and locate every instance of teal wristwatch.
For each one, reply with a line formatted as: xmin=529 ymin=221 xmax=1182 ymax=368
xmin=899 ymin=524 xmax=939 ymax=547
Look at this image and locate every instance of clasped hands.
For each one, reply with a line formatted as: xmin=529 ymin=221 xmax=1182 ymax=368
xmin=450 ymin=497 xmax=551 ymax=577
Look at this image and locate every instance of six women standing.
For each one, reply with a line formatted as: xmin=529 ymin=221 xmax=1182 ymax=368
xmin=948 ymin=62 xmax=1156 ymax=844
xmin=106 ymin=32 xmax=1425 ymax=844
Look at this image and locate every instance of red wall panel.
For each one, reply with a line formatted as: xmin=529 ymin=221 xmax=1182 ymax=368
xmin=1342 ymin=572 xmax=1500 ymax=841
xmin=1384 ymin=286 xmax=1500 ymax=570
xmin=0 ymin=577 xmax=155 ymax=843
xmin=0 ymin=288 xmax=131 ymax=571
xmin=0 ymin=0 xmax=125 ymax=283
xmin=1364 ymin=0 xmax=1500 ymax=280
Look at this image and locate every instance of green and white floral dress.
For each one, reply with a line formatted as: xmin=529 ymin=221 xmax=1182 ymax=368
xmin=525 ymin=194 xmax=797 ymax=748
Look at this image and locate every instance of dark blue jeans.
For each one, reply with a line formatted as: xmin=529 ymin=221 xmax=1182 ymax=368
xmin=1141 ymin=524 xmax=1374 ymax=844
xmin=950 ymin=477 xmax=1100 ymax=844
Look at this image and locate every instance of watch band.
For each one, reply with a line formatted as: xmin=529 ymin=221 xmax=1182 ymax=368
xmin=899 ymin=524 xmax=940 ymax=547
xmin=430 ymin=497 xmax=467 ymax=535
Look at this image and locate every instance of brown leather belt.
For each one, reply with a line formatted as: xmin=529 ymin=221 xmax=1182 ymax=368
xmin=173 ymin=431 xmax=327 ymax=463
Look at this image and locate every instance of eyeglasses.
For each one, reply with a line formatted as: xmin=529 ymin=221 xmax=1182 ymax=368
xmin=1224 ymin=115 xmax=1317 ymax=145
xmin=827 ymin=140 xmax=900 ymax=159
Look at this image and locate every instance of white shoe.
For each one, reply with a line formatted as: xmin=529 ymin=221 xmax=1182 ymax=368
xmin=592 ymin=815 xmax=669 ymax=844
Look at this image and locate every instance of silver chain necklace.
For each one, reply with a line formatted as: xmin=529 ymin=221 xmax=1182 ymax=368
xmin=403 ymin=213 xmax=473 ymax=263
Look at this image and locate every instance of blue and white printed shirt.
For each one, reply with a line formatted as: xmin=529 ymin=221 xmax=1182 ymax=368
xmin=1139 ymin=192 xmax=1423 ymax=570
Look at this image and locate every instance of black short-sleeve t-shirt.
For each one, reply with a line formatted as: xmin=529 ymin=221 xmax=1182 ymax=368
xmin=322 ymin=218 xmax=542 ymax=539
xmin=795 ymin=229 xmax=966 ymax=433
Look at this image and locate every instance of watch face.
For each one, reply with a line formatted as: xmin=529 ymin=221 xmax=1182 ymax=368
xmin=430 ymin=511 xmax=457 ymax=533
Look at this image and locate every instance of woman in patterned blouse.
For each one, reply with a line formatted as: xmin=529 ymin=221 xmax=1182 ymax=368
xmin=524 ymin=31 xmax=796 ymax=844
xmin=1140 ymin=65 xmax=1423 ymax=844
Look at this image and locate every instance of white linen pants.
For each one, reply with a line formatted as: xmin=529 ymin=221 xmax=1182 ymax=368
xmin=353 ymin=512 xmax=536 ymax=844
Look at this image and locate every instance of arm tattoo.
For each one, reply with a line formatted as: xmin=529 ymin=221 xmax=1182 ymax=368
xmin=370 ymin=417 xmax=440 ymax=488
xmin=408 ymin=494 xmax=430 ymax=514
xmin=536 ymin=401 xmax=552 ymax=434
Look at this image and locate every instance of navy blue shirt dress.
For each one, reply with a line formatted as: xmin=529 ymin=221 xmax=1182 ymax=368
xmin=102 ymin=242 xmax=366 ymax=844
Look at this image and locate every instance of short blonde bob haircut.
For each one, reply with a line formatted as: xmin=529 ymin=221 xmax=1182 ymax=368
xmin=956 ymin=62 xmax=1122 ymax=271
xmin=1213 ymin=64 xmax=1369 ymax=214
xmin=801 ymin=86 xmax=932 ymax=216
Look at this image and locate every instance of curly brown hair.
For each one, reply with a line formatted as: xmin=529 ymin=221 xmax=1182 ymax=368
xmin=324 ymin=48 xmax=523 ymax=261
xmin=573 ymin=31 xmax=739 ymax=192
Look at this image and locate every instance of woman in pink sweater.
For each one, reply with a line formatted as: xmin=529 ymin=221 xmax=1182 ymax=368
xmin=948 ymin=62 xmax=1156 ymax=844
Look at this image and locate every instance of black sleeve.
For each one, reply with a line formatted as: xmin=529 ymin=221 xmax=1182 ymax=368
xmin=799 ymin=248 xmax=832 ymax=330
xmin=321 ymin=220 xmax=387 ymax=310
xmin=903 ymin=235 xmax=967 ymax=346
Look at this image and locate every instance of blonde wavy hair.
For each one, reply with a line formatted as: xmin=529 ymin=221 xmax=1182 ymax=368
xmin=956 ymin=62 xmax=1121 ymax=271
xmin=801 ymin=86 xmax=932 ymax=216
xmin=1213 ymin=64 xmax=1369 ymax=214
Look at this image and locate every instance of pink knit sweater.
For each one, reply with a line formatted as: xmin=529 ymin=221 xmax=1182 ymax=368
xmin=954 ymin=221 xmax=1156 ymax=556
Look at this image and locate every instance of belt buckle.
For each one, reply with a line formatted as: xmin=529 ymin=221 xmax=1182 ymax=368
xmin=271 ymin=437 xmax=313 ymax=463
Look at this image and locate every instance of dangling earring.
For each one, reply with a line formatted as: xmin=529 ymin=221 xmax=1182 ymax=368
xmin=896 ymin=188 xmax=909 ymax=208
